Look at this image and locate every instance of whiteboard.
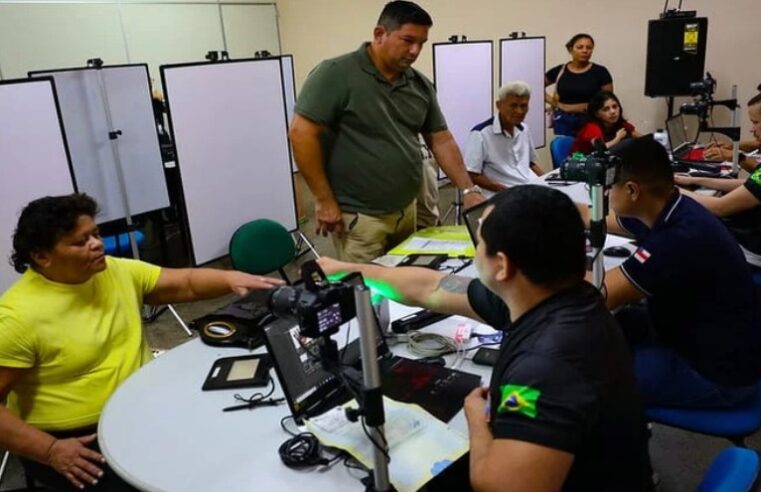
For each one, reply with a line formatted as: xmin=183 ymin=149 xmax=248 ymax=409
xmin=500 ymin=37 xmax=546 ymax=148
xmin=162 ymin=58 xmax=296 ymax=266
xmin=280 ymin=54 xmax=297 ymax=173
xmin=30 ymin=64 xmax=169 ymax=223
xmin=433 ymin=41 xmax=493 ymax=154
xmin=0 ymin=78 xmax=76 ymax=293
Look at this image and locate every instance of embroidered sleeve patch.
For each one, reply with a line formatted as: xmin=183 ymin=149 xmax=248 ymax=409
xmin=497 ymin=384 xmax=541 ymax=418
xmin=750 ymin=167 xmax=761 ymax=186
xmin=634 ymin=248 xmax=651 ymax=264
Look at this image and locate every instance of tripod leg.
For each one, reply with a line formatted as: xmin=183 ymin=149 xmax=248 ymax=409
xmin=167 ymin=304 xmax=193 ymax=337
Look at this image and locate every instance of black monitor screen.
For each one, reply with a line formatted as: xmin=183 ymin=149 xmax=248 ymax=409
xmin=263 ymin=319 xmax=345 ymax=423
xmin=463 ymin=200 xmax=491 ymax=247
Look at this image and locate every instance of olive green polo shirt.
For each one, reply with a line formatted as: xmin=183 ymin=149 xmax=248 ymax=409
xmin=295 ymin=43 xmax=448 ymax=215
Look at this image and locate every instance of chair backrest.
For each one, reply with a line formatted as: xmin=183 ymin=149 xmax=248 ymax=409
xmin=229 ymin=219 xmax=296 ymax=277
xmin=698 ymin=447 xmax=761 ymax=492
xmin=550 ymin=136 xmax=576 ymax=169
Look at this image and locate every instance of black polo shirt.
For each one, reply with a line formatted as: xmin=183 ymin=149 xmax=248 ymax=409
xmin=618 ymin=191 xmax=761 ymax=386
xmin=467 ymin=280 xmax=652 ymax=491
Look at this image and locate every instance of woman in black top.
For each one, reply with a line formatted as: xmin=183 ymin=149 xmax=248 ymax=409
xmin=545 ymin=33 xmax=613 ymax=137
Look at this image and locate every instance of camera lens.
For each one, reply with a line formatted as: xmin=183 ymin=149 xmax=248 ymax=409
xmin=267 ymin=286 xmax=299 ymax=319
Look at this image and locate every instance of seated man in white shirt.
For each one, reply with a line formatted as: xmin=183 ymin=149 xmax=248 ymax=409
xmin=464 ymin=81 xmax=544 ymax=198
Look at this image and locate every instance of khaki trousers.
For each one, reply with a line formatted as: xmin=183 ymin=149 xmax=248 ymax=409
xmin=332 ymin=201 xmax=416 ymax=263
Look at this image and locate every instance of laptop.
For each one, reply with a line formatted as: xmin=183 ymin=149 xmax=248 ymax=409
xmin=261 ymin=277 xmax=481 ymax=424
xmin=462 ymin=200 xmax=491 ymax=248
xmin=665 ymin=115 xmax=719 ymax=171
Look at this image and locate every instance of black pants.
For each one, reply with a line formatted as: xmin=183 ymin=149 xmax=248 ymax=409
xmin=21 ymin=428 xmax=138 ymax=492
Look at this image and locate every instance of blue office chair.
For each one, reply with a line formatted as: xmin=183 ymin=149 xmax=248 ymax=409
xmin=698 ymin=447 xmax=761 ymax=492
xmin=550 ymin=136 xmax=575 ymax=168
xmin=646 ymin=382 xmax=761 ymax=446
xmin=103 ymin=230 xmax=145 ymax=257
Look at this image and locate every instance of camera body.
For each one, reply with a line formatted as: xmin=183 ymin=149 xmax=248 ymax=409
xmin=560 ymin=148 xmax=620 ymax=188
xmin=269 ymin=281 xmax=356 ymax=339
xmin=689 ymin=76 xmax=716 ymax=96
xmin=681 ymin=74 xmax=716 ymax=118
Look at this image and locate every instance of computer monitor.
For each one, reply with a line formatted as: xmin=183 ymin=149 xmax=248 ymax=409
xmin=666 ymin=114 xmax=690 ymax=154
xmin=262 ymin=273 xmax=387 ymax=423
xmin=463 ymin=200 xmax=491 ymax=247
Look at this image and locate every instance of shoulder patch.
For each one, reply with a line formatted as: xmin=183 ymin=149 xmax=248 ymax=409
xmin=750 ymin=166 xmax=761 ymax=186
xmin=633 ymin=248 xmax=651 ymax=264
xmin=497 ymin=384 xmax=541 ymax=418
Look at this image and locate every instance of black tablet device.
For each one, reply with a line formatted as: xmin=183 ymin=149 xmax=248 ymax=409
xmin=202 ymin=354 xmax=271 ymax=391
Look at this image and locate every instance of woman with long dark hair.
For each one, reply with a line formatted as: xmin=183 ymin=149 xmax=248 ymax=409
xmin=570 ymin=90 xmax=640 ymax=153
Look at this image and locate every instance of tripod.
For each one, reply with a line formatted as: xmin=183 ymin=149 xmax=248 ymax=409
xmin=440 ymin=188 xmax=464 ymax=225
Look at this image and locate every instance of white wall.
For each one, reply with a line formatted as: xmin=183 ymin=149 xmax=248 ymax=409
xmin=0 ymin=1 xmax=280 ymax=85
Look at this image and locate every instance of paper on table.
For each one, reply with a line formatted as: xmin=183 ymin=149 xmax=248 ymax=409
xmin=403 ymin=237 xmax=471 ymax=255
xmin=387 ymin=225 xmax=475 ymax=257
xmin=305 ymin=397 xmax=468 ymax=492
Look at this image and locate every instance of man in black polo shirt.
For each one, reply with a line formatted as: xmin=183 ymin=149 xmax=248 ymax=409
xmin=289 ymin=1 xmax=483 ymax=264
xmin=318 ymin=185 xmax=652 ymax=491
xmin=576 ymin=137 xmax=761 ymax=408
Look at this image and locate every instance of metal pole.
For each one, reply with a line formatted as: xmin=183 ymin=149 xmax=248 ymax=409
xmin=354 ymin=286 xmax=391 ymax=492
xmin=167 ymin=304 xmax=193 ymax=337
xmin=297 ymin=231 xmax=320 ymax=258
xmin=453 ymin=189 xmax=463 ymax=225
xmin=91 ymin=64 xmax=140 ymax=260
xmin=731 ymin=84 xmax=740 ymax=174
xmin=589 ymin=184 xmax=606 ymax=289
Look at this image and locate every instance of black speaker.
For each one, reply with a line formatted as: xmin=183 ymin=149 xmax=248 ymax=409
xmin=645 ymin=16 xmax=708 ymax=97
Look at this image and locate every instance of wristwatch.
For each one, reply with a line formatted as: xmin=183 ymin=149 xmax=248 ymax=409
xmin=462 ymin=185 xmax=483 ymax=197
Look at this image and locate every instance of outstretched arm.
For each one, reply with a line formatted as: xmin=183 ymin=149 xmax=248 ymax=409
xmin=317 ymin=257 xmax=483 ymax=321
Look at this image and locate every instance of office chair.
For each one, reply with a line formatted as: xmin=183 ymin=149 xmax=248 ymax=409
xmin=698 ymin=447 xmax=761 ymax=492
xmin=646 ymin=382 xmax=761 ymax=446
xmin=550 ymin=136 xmax=575 ymax=169
xmin=229 ymin=219 xmax=298 ymax=284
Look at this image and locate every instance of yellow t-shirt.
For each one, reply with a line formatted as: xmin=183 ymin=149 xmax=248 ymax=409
xmin=0 ymin=257 xmax=161 ymax=431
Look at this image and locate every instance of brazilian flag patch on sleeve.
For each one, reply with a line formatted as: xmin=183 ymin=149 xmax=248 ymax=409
xmin=497 ymin=384 xmax=541 ymax=418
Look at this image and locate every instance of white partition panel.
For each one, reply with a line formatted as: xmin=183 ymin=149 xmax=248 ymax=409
xmin=0 ymin=79 xmax=76 ymax=293
xmin=30 ymin=65 xmax=170 ymax=224
xmin=500 ymin=37 xmax=546 ymax=148
xmin=162 ymin=58 xmax=296 ymax=266
xmin=433 ymin=41 xmax=493 ymax=159
xmin=280 ymin=55 xmax=298 ymax=173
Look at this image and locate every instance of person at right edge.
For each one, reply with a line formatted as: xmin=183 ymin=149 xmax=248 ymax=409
xmin=577 ymin=137 xmax=761 ymax=409
xmin=545 ymin=33 xmax=613 ymax=138
xmin=318 ymin=186 xmax=652 ymax=491
xmin=289 ymin=1 xmax=484 ymax=264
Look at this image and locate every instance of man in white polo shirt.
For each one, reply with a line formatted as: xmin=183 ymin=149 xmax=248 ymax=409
xmin=464 ymin=81 xmax=544 ymax=198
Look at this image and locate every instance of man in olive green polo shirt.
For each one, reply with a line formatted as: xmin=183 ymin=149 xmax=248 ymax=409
xmin=289 ymin=1 xmax=484 ymax=263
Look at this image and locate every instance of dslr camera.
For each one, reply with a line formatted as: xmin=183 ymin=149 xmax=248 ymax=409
xmin=268 ymin=261 xmax=356 ymax=339
xmin=560 ymin=145 xmax=621 ymax=188
xmin=681 ymin=74 xmax=716 ymax=117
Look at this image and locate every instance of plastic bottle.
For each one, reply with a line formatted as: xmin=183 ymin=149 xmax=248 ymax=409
xmin=653 ymin=129 xmax=669 ymax=150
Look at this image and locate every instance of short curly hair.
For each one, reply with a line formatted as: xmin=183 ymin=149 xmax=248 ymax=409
xmin=11 ymin=194 xmax=98 ymax=273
